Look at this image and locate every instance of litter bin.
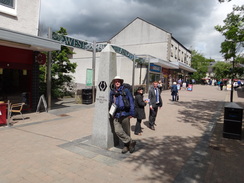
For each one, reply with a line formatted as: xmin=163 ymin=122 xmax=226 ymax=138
xmin=223 ymin=102 xmax=243 ymax=140
xmin=0 ymin=102 xmax=7 ymax=125
xmin=82 ymin=89 xmax=93 ymax=104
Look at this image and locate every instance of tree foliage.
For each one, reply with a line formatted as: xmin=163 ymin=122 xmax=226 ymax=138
xmin=39 ymin=27 xmax=77 ymax=98
xmin=215 ymin=5 xmax=244 ymax=60
xmin=191 ymin=50 xmax=212 ymax=82
xmin=215 ymin=4 xmax=244 ymax=80
xmin=212 ymin=61 xmax=232 ymax=80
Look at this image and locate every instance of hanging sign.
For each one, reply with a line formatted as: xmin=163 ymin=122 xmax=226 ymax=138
xmin=86 ymin=69 xmax=93 ymax=86
xmin=52 ymin=32 xmax=137 ymax=61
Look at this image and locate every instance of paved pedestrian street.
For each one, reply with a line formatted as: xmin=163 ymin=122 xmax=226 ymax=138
xmin=0 ymin=85 xmax=243 ymax=183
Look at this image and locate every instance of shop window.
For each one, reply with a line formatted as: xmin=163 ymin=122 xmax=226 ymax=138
xmin=0 ymin=0 xmax=17 ymax=16
xmin=0 ymin=0 xmax=14 ymax=8
xmin=149 ymin=73 xmax=160 ymax=84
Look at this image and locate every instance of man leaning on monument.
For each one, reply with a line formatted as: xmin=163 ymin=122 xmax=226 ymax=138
xmin=109 ymin=76 xmax=136 ymax=154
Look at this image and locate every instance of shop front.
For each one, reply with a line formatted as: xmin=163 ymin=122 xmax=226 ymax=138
xmin=149 ymin=63 xmax=161 ymax=84
xmin=0 ymin=28 xmax=61 ymax=111
xmin=149 ymin=58 xmax=179 ymax=90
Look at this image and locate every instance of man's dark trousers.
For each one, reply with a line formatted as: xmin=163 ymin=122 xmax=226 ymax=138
xmin=149 ymin=104 xmax=159 ymax=127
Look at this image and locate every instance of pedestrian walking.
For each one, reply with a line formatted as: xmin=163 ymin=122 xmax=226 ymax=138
xmin=171 ymin=82 xmax=178 ymax=101
xmin=219 ymin=80 xmax=224 ymax=90
xmin=109 ymin=76 xmax=136 ymax=154
xmin=148 ymin=81 xmax=163 ymax=130
xmin=134 ymin=86 xmax=147 ymax=135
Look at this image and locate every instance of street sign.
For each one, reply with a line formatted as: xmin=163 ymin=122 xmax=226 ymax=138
xmin=52 ymin=32 xmax=138 ymax=61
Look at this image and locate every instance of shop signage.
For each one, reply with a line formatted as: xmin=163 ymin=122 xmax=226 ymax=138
xmin=34 ymin=52 xmax=46 ymax=65
xmin=150 ymin=63 xmax=161 ymax=73
xmin=52 ymin=32 xmax=136 ymax=61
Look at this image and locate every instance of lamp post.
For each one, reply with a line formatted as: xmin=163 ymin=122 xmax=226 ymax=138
xmin=230 ymin=55 xmax=235 ymax=102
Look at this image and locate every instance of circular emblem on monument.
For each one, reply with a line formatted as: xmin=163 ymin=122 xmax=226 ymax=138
xmin=98 ymin=81 xmax=107 ymax=91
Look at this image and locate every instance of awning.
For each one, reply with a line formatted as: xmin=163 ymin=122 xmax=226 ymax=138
xmin=172 ymin=62 xmax=197 ymax=72
xmin=0 ymin=28 xmax=61 ymax=51
xmin=150 ymin=58 xmax=179 ymax=69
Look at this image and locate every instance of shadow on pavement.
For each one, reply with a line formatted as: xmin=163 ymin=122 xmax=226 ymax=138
xmin=126 ymin=100 xmax=226 ymax=182
xmin=172 ymin=100 xmax=224 ymax=132
xmin=125 ymin=136 xmax=202 ymax=183
xmin=205 ymin=121 xmax=244 ymax=183
xmin=236 ymin=87 xmax=244 ymax=98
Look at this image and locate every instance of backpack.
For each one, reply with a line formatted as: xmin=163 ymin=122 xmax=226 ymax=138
xmin=122 ymin=83 xmax=132 ymax=94
xmin=121 ymin=83 xmax=133 ymax=110
xmin=111 ymin=83 xmax=133 ymax=111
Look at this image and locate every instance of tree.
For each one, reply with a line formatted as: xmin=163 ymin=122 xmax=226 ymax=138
xmin=40 ymin=27 xmax=77 ymax=98
xmin=236 ymin=56 xmax=244 ymax=64
xmin=212 ymin=61 xmax=232 ymax=80
xmin=215 ymin=5 xmax=244 ymax=101
xmin=191 ymin=50 xmax=212 ymax=83
xmin=215 ymin=6 xmax=244 ymax=61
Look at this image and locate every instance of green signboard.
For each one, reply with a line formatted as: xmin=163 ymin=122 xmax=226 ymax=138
xmin=52 ymin=32 xmax=138 ymax=61
xmin=86 ymin=69 xmax=93 ymax=86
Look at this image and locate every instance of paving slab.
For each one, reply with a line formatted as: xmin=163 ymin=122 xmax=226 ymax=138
xmin=0 ymin=85 xmax=243 ymax=183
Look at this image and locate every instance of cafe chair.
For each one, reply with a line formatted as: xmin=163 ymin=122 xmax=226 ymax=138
xmin=9 ymin=103 xmax=25 ymax=120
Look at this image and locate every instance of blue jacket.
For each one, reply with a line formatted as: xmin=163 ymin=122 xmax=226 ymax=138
xmin=171 ymin=84 xmax=178 ymax=93
xmin=109 ymin=85 xmax=134 ymax=118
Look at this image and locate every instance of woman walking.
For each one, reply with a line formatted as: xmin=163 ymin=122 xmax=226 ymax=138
xmin=134 ymin=86 xmax=147 ymax=135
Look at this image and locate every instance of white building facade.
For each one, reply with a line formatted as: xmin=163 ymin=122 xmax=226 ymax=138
xmin=70 ymin=17 xmax=195 ymax=91
xmin=0 ymin=0 xmax=40 ymax=35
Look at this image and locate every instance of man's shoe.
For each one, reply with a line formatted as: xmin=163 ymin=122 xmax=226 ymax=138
xmin=150 ymin=126 xmax=155 ymax=130
xmin=129 ymin=140 xmax=136 ymax=153
xmin=121 ymin=146 xmax=129 ymax=154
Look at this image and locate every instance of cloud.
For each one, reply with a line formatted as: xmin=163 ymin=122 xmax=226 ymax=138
xmin=39 ymin=0 xmax=243 ymax=60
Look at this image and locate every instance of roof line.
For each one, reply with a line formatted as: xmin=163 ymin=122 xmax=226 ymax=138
xmin=108 ymin=17 xmax=191 ymax=53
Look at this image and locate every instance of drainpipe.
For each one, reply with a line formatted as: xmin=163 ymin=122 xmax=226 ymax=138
xmin=47 ymin=27 xmax=52 ymax=111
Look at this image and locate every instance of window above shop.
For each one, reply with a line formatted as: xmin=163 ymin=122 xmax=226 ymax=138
xmin=0 ymin=0 xmax=17 ymax=16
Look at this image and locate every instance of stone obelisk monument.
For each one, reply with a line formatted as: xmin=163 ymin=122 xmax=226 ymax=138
xmin=91 ymin=44 xmax=118 ymax=149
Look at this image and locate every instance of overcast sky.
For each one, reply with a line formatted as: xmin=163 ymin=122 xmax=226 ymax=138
xmin=39 ymin=0 xmax=243 ymax=61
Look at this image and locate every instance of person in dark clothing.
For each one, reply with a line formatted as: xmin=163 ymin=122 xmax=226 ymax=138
xmin=134 ymin=86 xmax=147 ymax=135
xmin=148 ymin=81 xmax=163 ymax=130
xmin=219 ymin=80 xmax=224 ymax=90
xmin=171 ymin=82 xmax=178 ymax=101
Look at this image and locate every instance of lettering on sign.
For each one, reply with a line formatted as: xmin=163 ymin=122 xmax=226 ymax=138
xmin=96 ymin=96 xmax=108 ymax=104
xmin=52 ymin=33 xmax=137 ymax=61
xmin=150 ymin=63 xmax=161 ymax=73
